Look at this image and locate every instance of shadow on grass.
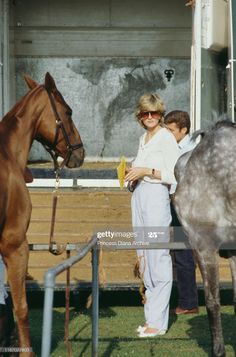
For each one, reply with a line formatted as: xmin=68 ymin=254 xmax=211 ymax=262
xmin=186 ymin=311 xmax=236 ymax=356
xmin=70 ymin=307 xmax=118 ymax=357
xmin=90 ymin=308 xmax=235 ymax=357
xmin=97 ymin=315 xmax=177 ymax=357
xmin=169 ymin=313 xmax=178 ymax=330
xmin=30 ymin=308 xmax=76 ymax=356
xmin=28 ymin=287 xmax=236 ymax=356
xmin=71 ymin=335 xmax=177 ymax=357
xmin=70 ymin=307 xmax=178 ymax=357
xmin=69 ymin=310 xmax=235 ymax=357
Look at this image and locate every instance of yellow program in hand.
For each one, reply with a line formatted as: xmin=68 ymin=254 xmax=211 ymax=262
xmin=117 ymin=156 xmax=126 ymax=189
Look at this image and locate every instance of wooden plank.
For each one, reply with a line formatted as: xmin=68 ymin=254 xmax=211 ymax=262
xmin=30 ymin=190 xmax=132 ymax=206
xmin=26 ymin=189 xmax=233 ymax=286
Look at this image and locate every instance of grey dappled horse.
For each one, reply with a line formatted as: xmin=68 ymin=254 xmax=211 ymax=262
xmin=174 ymin=120 xmax=236 ymax=357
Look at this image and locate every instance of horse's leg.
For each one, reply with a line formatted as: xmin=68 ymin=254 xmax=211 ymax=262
xmin=195 ymin=249 xmax=225 ymax=357
xmin=229 ymin=255 xmax=236 ymax=314
xmin=4 ymin=240 xmax=32 ymax=356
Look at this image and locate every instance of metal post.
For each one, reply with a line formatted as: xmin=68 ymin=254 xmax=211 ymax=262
xmin=194 ymin=0 xmax=202 ymax=131
xmin=0 ymin=0 xmax=10 ymax=117
xmin=92 ymin=246 xmax=99 ymax=357
xmin=229 ymin=0 xmax=236 ymax=122
xmin=64 ymin=249 xmax=72 ymax=357
xmin=41 ymin=237 xmax=98 ymax=357
xmin=41 ymin=271 xmax=55 ymax=357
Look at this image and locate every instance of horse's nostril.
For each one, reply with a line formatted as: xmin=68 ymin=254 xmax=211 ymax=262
xmin=67 ymin=151 xmax=84 ymax=168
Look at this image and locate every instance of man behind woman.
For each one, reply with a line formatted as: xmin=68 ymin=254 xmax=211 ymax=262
xmin=164 ymin=110 xmax=198 ymax=315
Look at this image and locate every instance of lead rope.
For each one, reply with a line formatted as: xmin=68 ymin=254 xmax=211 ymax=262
xmin=49 ymin=170 xmax=71 ymax=354
xmin=49 ymin=169 xmax=66 ymax=255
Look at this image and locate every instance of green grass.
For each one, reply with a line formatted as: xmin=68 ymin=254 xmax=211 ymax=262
xmin=29 ymin=306 xmax=236 ymax=356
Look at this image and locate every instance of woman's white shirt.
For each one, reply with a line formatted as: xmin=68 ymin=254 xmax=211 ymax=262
xmin=133 ymin=127 xmax=180 ymax=185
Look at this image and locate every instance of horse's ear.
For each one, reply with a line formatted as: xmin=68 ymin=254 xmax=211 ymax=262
xmin=44 ymin=72 xmax=57 ymax=93
xmin=24 ymin=75 xmax=38 ymax=90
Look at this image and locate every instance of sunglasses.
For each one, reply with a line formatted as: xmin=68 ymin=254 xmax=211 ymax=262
xmin=140 ymin=111 xmax=161 ymax=119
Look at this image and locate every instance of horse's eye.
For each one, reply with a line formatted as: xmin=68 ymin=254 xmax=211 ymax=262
xmin=66 ymin=110 xmax=72 ymax=116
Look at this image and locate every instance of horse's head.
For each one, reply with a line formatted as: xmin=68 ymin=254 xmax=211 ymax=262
xmin=24 ymin=72 xmax=85 ymax=168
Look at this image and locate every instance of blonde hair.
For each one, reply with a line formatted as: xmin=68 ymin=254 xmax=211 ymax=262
xmin=135 ymin=93 xmax=166 ymax=129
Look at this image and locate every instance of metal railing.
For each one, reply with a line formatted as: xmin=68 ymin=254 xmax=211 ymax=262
xmin=41 ymin=236 xmax=99 ymax=357
xmin=40 ymin=238 xmax=190 ymax=357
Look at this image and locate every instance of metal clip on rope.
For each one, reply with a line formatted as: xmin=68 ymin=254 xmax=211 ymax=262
xmin=49 ymin=170 xmax=66 ymax=255
xmin=54 ymin=169 xmax=61 ymax=191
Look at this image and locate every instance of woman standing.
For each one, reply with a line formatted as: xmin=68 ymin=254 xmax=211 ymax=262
xmin=125 ymin=93 xmax=179 ymax=337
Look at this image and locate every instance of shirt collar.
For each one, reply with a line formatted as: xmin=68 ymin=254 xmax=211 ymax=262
xmin=178 ymin=134 xmax=191 ymax=149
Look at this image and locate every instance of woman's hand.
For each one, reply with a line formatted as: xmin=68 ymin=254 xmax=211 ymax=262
xmin=125 ymin=167 xmax=150 ymax=181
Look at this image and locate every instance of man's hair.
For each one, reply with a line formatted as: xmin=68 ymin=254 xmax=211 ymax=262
xmin=164 ymin=110 xmax=190 ymax=134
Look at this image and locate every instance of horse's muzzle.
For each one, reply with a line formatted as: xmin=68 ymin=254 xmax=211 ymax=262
xmin=66 ymin=147 xmax=85 ymax=168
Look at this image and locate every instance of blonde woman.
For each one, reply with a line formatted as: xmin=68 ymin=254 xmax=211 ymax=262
xmin=125 ymin=93 xmax=179 ymax=337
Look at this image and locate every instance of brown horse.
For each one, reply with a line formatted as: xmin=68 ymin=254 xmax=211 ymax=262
xmin=0 ymin=72 xmax=84 ymax=356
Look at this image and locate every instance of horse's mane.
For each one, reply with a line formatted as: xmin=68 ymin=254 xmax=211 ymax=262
xmin=2 ymin=83 xmax=70 ymax=126
xmin=2 ymin=101 xmax=24 ymax=122
xmin=214 ymin=119 xmax=236 ymax=129
xmin=191 ymin=118 xmax=236 ymax=142
xmin=1 ymin=85 xmax=43 ymax=123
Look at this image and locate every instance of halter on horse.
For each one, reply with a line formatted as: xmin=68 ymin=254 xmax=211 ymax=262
xmin=0 ymin=72 xmax=84 ymax=356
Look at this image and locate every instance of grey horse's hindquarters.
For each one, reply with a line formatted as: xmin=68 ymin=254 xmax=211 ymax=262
xmin=173 ymin=121 xmax=236 ymax=357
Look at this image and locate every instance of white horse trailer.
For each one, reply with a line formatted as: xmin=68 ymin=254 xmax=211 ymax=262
xmin=192 ymin=0 xmax=232 ymax=130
